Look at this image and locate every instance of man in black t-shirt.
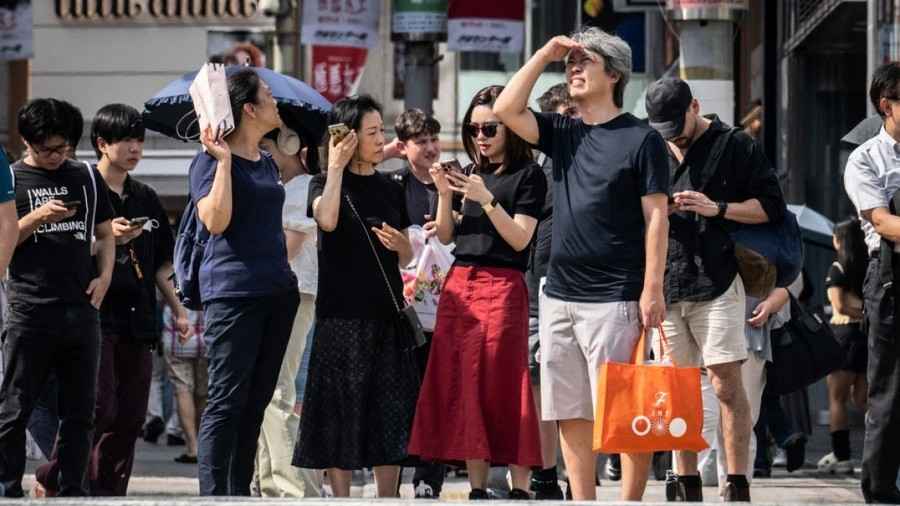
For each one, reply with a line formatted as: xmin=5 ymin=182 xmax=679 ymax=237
xmin=385 ymin=109 xmax=447 ymax=499
xmin=645 ymin=79 xmax=786 ymax=502
xmin=496 ymin=28 xmax=670 ymax=501
xmin=33 ymin=104 xmax=188 ymax=496
xmin=0 ymin=99 xmax=116 ymax=498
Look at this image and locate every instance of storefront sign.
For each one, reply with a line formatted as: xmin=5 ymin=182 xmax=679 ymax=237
xmin=447 ymin=0 xmax=524 ymax=53
xmin=301 ymin=0 xmax=380 ymax=49
xmin=311 ymin=45 xmax=368 ymax=103
xmin=55 ymin=0 xmax=264 ymax=21
xmin=392 ymin=0 xmax=447 ymax=41
xmin=0 ymin=1 xmax=32 ymax=60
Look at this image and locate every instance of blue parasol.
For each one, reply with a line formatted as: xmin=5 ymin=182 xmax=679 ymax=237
xmin=142 ymin=66 xmax=331 ymax=150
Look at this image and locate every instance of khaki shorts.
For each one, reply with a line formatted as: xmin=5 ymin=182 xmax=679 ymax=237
xmin=539 ymin=291 xmax=641 ymax=422
xmin=659 ymin=276 xmax=748 ymax=368
xmin=166 ymin=354 xmax=209 ymax=399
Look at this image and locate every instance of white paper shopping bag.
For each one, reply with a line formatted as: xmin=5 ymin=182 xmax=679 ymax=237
xmin=189 ymin=63 xmax=235 ymax=140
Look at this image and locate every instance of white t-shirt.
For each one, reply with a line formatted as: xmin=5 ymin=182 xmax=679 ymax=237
xmin=843 ymin=127 xmax=900 ymax=253
xmin=283 ymin=175 xmax=318 ymax=296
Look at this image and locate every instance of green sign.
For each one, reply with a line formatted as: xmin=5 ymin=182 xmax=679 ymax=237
xmin=392 ymin=0 xmax=448 ymax=39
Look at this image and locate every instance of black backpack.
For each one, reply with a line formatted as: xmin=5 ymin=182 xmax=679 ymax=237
xmin=173 ymin=196 xmax=209 ymax=310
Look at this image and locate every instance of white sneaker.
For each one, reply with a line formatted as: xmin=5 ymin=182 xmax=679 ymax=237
xmin=817 ymin=452 xmax=853 ymax=474
xmin=773 ymin=448 xmax=787 ymax=467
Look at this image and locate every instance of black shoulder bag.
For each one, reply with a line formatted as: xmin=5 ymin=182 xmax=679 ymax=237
xmin=766 ymin=294 xmax=844 ymax=395
xmin=343 ymin=193 xmax=428 ymax=350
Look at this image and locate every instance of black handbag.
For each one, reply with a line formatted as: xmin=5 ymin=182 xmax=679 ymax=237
xmin=766 ymin=294 xmax=844 ymax=395
xmin=343 ymin=193 xmax=428 ymax=350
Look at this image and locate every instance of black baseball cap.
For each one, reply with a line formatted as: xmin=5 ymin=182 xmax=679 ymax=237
xmin=646 ymin=78 xmax=694 ymax=139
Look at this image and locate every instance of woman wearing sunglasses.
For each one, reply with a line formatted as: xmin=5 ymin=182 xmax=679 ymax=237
xmin=408 ymin=85 xmax=547 ymax=499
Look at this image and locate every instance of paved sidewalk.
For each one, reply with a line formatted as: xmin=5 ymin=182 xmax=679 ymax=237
xmin=16 ymin=422 xmax=873 ymax=502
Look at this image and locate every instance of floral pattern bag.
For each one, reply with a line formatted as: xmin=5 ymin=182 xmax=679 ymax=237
xmin=401 ymin=226 xmax=454 ymax=333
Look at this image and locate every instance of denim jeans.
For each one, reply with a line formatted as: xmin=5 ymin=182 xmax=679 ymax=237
xmin=197 ymin=289 xmax=299 ymax=496
xmin=0 ymin=302 xmax=101 ymax=497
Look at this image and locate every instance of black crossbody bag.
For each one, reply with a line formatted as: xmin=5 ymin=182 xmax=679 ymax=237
xmin=343 ymin=193 xmax=427 ymax=349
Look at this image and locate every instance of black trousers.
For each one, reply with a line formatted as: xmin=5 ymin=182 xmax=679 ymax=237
xmin=861 ymin=258 xmax=900 ymax=501
xmin=197 ymin=289 xmax=299 ymax=496
xmin=0 ymin=303 xmax=101 ymax=497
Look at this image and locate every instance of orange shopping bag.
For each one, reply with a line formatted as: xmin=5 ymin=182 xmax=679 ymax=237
xmin=592 ymin=326 xmax=707 ymax=454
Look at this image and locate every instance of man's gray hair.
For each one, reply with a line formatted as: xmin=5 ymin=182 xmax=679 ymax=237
xmin=570 ymin=27 xmax=632 ymax=108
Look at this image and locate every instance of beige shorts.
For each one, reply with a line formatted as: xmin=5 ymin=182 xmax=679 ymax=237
xmin=166 ymin=354 xmax=209 ymax=399
xmin=659 ymin=276 xmax=748 ymax=368
xmin=539 ymin=291 xmax=642 ymax=422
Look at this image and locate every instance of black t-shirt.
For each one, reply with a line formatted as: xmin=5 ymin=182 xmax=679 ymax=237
xmin=391 ymin=167 xmax=437 ymax=226
xmin=534 ymin=111 xmax=669 ymax=302
xmin=9 ymin=159 xmax=115 ymax=307
xmin=452 ymin=161 xmax=546 ymax=272
xmin=526 ymin=154 xmax=555 ymax=318
xmin=825 ymin=261 xmax=863 ymax=298
xmin=308 ymin=170 xmax=411 ymax=319
xmin=102 ymin=174 xmax=175 ymax=340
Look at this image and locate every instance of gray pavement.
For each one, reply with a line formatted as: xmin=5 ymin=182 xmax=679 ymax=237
xmin=15 ymin=423 xmax=870 ymax=502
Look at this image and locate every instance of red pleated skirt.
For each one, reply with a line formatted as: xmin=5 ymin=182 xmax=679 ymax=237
xmin=407 ymin=264 xmax=543 ymax=467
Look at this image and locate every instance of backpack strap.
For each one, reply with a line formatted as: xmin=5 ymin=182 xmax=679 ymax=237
xmin=82 ymin=162 xmax=98 ymax=240
xmin=670 ymin=127 xmax=739 ymax=191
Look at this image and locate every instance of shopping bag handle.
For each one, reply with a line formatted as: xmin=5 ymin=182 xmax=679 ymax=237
xmin=630 ymin=325 xmax=675 ymax=366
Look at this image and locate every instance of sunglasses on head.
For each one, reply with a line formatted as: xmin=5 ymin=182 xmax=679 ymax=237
xmin=464 ymin=122 xmax=502 ymax=138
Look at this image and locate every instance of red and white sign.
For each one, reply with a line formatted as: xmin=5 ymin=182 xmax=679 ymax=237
xmin=447 ymin=0 xmax=524 ymax=53
xmin=311 ymin=46 xmax=368 ymax=104
xmin=301 ymin=0 xmax=380 ymax=49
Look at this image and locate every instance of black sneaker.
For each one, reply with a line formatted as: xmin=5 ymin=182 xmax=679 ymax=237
xmin=532 ymin=482 xmax=564 ymax=500
xmin=606 ymin=454 xmax=622 ymax=481
xmin=141 ymin=417 xmax=164 ymax=444
xmin=167 ymin=434 xmax=186 ymax=447
xmin=723 ymin=482 xmax=751 ymax=502
xmin=469 ymin=488 xmax=489 ymax=500
xmin=783 ymin=433 xmax=807 ymax=473
xmin=753 ymin=467 xmax=771 ymax=478
xmin=665 ymin=472 xmax=703 ymax=502
xmin=508 ymin=489 xmax=531 ymax=500
xmin=866 ymin=487 xmax=900 ymax=504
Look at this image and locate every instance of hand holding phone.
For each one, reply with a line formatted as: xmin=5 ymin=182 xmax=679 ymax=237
xmin=440 ymin=159 xmax=464 ymax=175
xmin=62 ymin=200 xmax=82 ymax=210
xmin=128 ymin=216 xmax=150 ymax=228
xmin=328 ymin=123 xmax=351 ymax=144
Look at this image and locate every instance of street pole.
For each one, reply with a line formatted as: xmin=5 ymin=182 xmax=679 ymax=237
xmin=403 ymin=41 xmax=435 ymax=115
xmin=867 ymin=0 xmax=877 ymax=116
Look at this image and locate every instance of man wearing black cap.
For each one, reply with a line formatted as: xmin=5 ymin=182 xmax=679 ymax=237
xmin=645 ymin=78 xmax=786 ymax=502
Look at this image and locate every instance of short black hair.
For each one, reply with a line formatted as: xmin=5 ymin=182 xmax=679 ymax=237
xmin=91 ymin=104 xmax=146 ymax=159
xmin=227 ymin=68 xmax=262 ymax=130
xmin=537 ymin=83 xmax=571 ymax=113
xmin=330 ymin=94 xmax=382 ymax=135
xmin=17 ymin=98 xmax=83 ymax=148
xmin=870 ymin=62 xmax=900 ymax=118
xmin=395 ymin=109 xmax=441 ymax=142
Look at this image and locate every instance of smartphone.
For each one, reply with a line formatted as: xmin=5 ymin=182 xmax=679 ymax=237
xmin=440 ymin=159 xmax=464 ymax=175
xmin=128 ymin=216 xmax=150 ymax=227
xmin=61 ymin=200 xmax=82 ymax=209
xmin=328 ymin=123 xmax=351 ymax=144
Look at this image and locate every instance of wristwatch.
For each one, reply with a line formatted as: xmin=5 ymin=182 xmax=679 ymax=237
xmin=715 ymin=201 xmax=728 ymax=219
xmin=481 ymin=197 xmax=499 ymax=214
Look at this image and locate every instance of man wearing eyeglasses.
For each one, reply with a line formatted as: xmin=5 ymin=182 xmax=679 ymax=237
xmin=495 ymin=27 xmax=669 ymax=501
xmin=0 ymin=98 xmax=115 ymax=497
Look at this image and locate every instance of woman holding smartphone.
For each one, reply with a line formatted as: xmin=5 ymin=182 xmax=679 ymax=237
xmin=407 ymin=85 xmax=547 ymax=499
xmin=293 ymin=95 xmax=419 ymax=498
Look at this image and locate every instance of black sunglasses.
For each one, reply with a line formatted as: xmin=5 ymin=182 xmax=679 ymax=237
xmin=464 ymin=122 xmax=502 ymax=138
